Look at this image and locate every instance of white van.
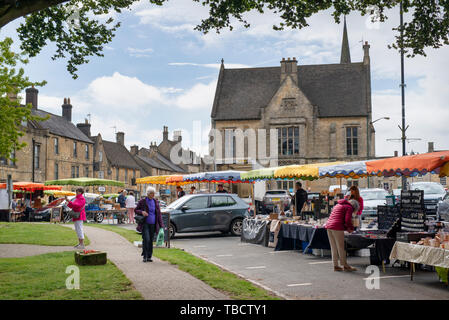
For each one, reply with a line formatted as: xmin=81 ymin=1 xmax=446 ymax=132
xmin=328 ymin=185 xmax=348 ymax=193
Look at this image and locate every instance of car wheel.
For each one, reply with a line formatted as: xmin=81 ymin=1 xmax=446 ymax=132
xmin=95 ymin=212 xmax=104 ymax=223
xmin=230 ymin=218 xmax=243 ymax=236
xmin=169 ymin=223 xmax=176 ymax=239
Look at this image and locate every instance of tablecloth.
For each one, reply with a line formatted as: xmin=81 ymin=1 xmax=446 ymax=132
xmin=275 ymin=224 xmax=330 ymax=252
xmin=241 ymin=218 xmax=270 ymax=246
xmin=389 ymin=241 xmax=449 ymax=268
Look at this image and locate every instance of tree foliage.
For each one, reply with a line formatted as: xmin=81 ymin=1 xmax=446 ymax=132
xmin=1 ymin=1 xmax=449 ymax=79
xmin=0 ymin=37 xmax=47 ymax=161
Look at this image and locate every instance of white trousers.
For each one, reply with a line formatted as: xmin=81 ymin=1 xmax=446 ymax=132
xmin=74 ymin=220 xmax=84 ymax=240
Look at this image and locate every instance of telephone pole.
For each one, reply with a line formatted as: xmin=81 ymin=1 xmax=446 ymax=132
xmin=399 ymin=1 xmax=407 ymax=190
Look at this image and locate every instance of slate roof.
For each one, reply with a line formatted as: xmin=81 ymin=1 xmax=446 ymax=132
xmin=102 ymin=140 xmax=142 ymax=170
xmin=211 ymin=62 xmax=369 ymax=121
xmin=135 ymin=151 xmax=186 ymax=174
xmin=31 ymin=108 xmax=93 ymax=143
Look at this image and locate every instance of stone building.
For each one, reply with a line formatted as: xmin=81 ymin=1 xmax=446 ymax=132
xmin=210 ymin=20 xmax=376 ymax=193
xmin=0 ymin=88 xmax=94 ymax=186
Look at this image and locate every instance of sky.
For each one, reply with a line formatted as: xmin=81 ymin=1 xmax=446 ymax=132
xmin=2 ymin=0 xmax=449 ymax=159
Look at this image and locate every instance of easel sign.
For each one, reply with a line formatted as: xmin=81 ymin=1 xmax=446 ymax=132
xmin=50 ymin=207 xmax=62 ymax=223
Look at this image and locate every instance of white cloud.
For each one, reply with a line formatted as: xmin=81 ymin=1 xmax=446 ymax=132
xmin=127 ymin=47 xmax=153 ymax=58
xmin=168 ymin=62 xmax=250 ymax=69
xmin=175 ymin=80 xmax=217 ymax=110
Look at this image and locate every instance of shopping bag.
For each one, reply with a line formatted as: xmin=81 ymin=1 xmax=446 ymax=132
xmin=156 ymin=228 xmax=165 ymax=246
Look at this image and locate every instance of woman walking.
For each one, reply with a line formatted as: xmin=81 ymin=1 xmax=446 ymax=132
xmin=135 ymin=187 xmax=164 ymax=262
xmin=325 ymin=198 xmax=359 ymax=272
xmin=66 ymin=188 xmax=86 ymax=249
xmin=125 ymin=191 xmax=136 ymax=224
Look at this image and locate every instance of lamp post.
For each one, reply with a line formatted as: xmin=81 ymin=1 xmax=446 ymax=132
xmin=367 ymin=117 xmax=390 ymax=188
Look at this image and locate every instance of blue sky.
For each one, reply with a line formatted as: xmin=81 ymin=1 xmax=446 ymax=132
xmin=3 ymin=0 xmax=449 ymax=158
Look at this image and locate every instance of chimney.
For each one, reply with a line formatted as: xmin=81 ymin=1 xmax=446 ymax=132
xmin=149 ymin=142 xmax=158 ymax=153
xmin=363 ymin=41 xmax=370 ymax=65
xmin=280 ymin=57 xmax=298 ymax=84
xmin=428 ymin=142 xmax=434 ymax=153
xmin=130 ymin=145 xmax=139 ymax=156
xmin=76 ymin=118 xmax=91 ymax=137
xmin=163 ymin=126 xmax=168 ymax=141
xmin=26 ymin=86 xmax=38 ymax=109
xmin=394 ymin=150 xmax=398 ymax=157
xmin=62 ymin=97 xmax=72 ymax=122
xmin=116 ymin=132 xmax=124 ymax=146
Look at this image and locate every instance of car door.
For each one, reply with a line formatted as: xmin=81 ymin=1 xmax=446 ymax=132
xmin=174 ymin=195 xmax=211 ymax=232
xmin=209 ymin=196 xmax=236 ymax=230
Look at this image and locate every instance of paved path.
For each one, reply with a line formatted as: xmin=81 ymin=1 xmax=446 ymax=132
xmin=0 ymin=244 xmax=75 ymax=258
xmin=63 ymin=225 xmax=230 ymax=300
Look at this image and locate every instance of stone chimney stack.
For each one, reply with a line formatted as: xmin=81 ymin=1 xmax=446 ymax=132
xmin=61 ymin=98 xmax=73 ymax=122
xmin=280 ymin=57 xmax=298 ymax=84
xmin=363 ymin=41 xmax=370 ymax=65
xmin=76 ymin=118 xmax=91 ymax=137
xmin=163 ymin=126 xmax=169 ymax=141
xmin=26 ymin=86 xmax=38 ymax=109
xmin=149 ymin=142 xmax=158 ymax=153
xmin=116 ymin=132 xmax=125 ymax=146
xmin=428 ymin=142 xmax=434 ymax=153
xmin=130 ymin=145 xmax=139 ymax=156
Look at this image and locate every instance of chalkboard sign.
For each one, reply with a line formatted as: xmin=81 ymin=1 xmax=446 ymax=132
xmin=50 ymin=207 xmax=61 ymax=223
xmin=377 ymin=205 xmax=401 ymax=230
xmin=400 ymin=190 xmax=424 ymax=210
xmin=401 ymin=210 xmax=426 ymax=232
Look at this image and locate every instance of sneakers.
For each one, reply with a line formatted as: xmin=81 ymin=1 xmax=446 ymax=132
xmin=74 ymin=244 xmax=85 ymax=250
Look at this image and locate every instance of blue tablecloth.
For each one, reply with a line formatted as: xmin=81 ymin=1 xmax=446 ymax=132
xmin=275 ymin=224 xmax=330 ymax=252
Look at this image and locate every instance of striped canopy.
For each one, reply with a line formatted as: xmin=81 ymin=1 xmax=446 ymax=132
xmin=274 ymin=162 xmax=346 ymax=180
xmin=240 ymin=166 xmax=285 ymax=181
xmin=136 ymin=175 xmax=173 ymax=185
xmin=0 ymin=182 xmax=63 ymax=192
xmin=319 ymin=161 xmax=369 ymax=179
xmin=44 ymin=177 xmax=125 ymax=187
xmin=183 ymin=172 xmax=207 ymax=182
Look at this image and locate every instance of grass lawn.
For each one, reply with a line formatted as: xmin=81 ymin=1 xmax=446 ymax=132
xmin=87 ymin=224 xmax=281 ymax=300
xmin=0 ymin=222 xmax=90 ymax=246
xmin=0 ymin=251 xmax=143 ymax=300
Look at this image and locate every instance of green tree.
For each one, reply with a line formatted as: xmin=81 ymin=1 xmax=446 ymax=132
xmin=0 ymin=37 xmax=47 ymax=160
xmin=1 ymin=1 xmax=449 ymax=79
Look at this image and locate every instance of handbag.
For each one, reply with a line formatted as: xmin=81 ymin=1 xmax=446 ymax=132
xmin=135 ymin=214 xmax=145 ymax=224
xmin=68 ymin=204 xmax=84 ymax=219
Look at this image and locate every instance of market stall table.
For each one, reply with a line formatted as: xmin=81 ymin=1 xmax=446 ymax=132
xmin=275 ymin=223 xmax=330 ymax=252
xmin=390 ymin=241 xmax=449 ymax=282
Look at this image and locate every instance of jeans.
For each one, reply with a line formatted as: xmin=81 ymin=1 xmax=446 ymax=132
xmin=142 ymin=223 xmax=156 ymax=259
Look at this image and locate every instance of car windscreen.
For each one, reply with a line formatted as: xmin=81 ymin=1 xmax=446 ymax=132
xmin=360 ymin=190 xmax=388 ymax=200
xmin=166 ymin=197 xmax=188 ymax=209
xmin=265 ymin=191 xmax=287 ymax=195
xmin=411 ymin=184 xmax=445 ymax=195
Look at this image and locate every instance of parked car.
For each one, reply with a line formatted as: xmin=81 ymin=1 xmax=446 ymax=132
xmin=410 ymin=182 xmax=446 ymax=217
xmin=359 ymin=188 xmax=389 ymax=220
xmin=437 ymin=193 xmax=449 ymax=221
xmin=32 ymin=198 xmax=65 ymax=221
xmin=161 ymin=193 xmax=251 ymax=238
xmin=392 ymin=189 xmax=402 ymax=203
xmin=261 ymin=190 xmax=291 ymax=214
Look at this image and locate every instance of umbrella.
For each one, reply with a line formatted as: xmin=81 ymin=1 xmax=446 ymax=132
xmin=366 ymin=151 xmax=449 ymax=177
xmin=319 ymin=161 xmax=369 ymax=179
xmin=44 ymin=177 xmax=125 ymax=187
xmin=274 ymin=161 xmax=346 ymax=180
xmin=0 ymin=182 xmax=63 ymax=191
xmin=137 ymin=175 xmax=174 ymax=185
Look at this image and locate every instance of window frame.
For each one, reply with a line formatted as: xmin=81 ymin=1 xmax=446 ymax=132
xmin=184 ymin=196 xmax=210 ymax=210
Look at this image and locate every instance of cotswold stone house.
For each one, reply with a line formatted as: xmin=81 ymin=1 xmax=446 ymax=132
xmin=210 ymin=21 xmax=375 ymax=192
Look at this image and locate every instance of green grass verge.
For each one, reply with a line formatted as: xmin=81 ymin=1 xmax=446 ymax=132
xmin=0 ymin=251 xmax=143 ymax=300
xmin=0 ymin=222 xmax=90 ymax=246
xmin=87 ymin=224 xmax=281 ymax=300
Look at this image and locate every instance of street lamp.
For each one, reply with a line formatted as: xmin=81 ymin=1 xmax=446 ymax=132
xmin=367 ymin=117 xmax=390 ymax=188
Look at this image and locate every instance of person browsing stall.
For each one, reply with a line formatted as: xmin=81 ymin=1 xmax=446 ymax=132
xmin=65 ymin=188 xmax=86 ymax=249
xmin=216 ymin=184 xmax=228 ymax=193
xmin=293 ymin=182 xmax=308 ymax=216
xmin=135 ymin=187 xmax=164 ymax=262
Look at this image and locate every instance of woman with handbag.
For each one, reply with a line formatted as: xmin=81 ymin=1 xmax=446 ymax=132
xmin=135 ymin=186 xmax=164 ymax=262
xmin=65 ymin=188 xmax=86 ymax=249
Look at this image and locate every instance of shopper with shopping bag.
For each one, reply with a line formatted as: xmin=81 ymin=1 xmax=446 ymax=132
xmin=135 ymin=186 xmax=165 ymax=262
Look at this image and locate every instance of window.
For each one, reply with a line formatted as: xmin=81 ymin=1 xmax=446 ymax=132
xmin=85 ymin=144 xmax=89 ymax=160
xmin=346 ymin=127 xmax=358 ymax=156
xmin=347 ymin=180 xmax=359 ymax=188
xmin=54 ymin=163 xmax=59 ymax=180
xmin=210 ymin=196 xmax=236 ymax=208
xmin=85 ymin=166 xmax=89 ymax=177
xmin=99 ymin=151 xmax=103 ymax=162
xmin=71 ymin=166 xmax=76 ymax=178
xmin=9 ymin=149 xmax=15 ymax=166
xmin=54 ymin=138 xmax=59 ymax=155
xmin=125 ymin=169 xmax=128 ymax=183
xmin=99 ymin=171 xmax=104 ymax=179
xmin=278 ymin=127 xmax=299 ymax=156
xmin=276 ymin=180 xmax=295 ymax=192
xmin=34 ymin=144 xmax=40 ymax=169
xmin=440 ymin=177 xmax=447 ymax=186
xmin=76 ymin=166 xmax=79 ymax=178
xmin=0 ymin=157 xmax=6 ymax=165
xmin=184 ymin=196 xmax=209 ymax=210
xmin=73 ymin=142 xmax=77 ymax=157
xmin=133 ymin=169 xmax=136 ymax=179
xmin=116 ymin=168 xmax=119 ymax=181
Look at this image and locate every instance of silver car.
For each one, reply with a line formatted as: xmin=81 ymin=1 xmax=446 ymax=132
xmin=359 ymin=188 xmax=389 ymax=220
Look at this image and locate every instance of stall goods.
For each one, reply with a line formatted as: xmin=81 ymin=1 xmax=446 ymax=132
xmin=412 ymin=231 xmax=449 ymax=249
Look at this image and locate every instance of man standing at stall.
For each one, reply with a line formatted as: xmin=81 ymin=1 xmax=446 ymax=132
xmin=117 ymin=190 xmax=127 ymax=224
xmin=293 ymin=182 xmax=308 ymax=218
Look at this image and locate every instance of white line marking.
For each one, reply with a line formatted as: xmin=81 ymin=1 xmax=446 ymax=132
xmin=238 ymin=243 xmax=252 ymax=246
xmin=193 ymin=245 xmax=207 ymax=248
xmin=266 ymin=250 xmax=297 ymax=254
xmin=309 ymin=261 xmax=333 ymax=265
xmin=246 ymin=266 xmax=266 ymax=269
xmin=216 ymin=254 xmax=233 ymax=257
xmin=362 ymin=275 xmax=410 ymax=280
xmin=287 ymin=283 xmax=312 ymax=287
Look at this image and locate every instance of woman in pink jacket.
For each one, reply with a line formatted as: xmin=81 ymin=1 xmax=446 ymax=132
xmin=325 ymin=199 xmax=359 ymax=272
xmin=66 ymin=188 xmax=86 ymax=249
